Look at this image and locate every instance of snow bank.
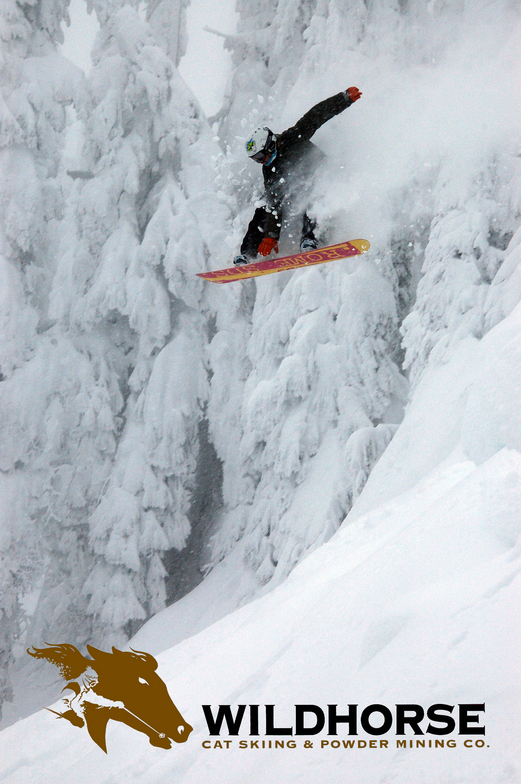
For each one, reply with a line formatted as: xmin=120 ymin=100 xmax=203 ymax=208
xmin=0 ymin=440 xmax=519 ymax=782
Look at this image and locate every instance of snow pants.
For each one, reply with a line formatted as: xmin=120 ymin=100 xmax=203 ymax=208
xmin=240 ymin=207 xmax=317 ymax=259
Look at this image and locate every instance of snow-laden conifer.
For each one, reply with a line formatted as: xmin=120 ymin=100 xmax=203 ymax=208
xmin=0 ymin=0 xmax=84 ymax=720
xmin=204 ymin=0 xmax=407 ymax=590
xmin=402 ymin=155 xmax=521 ymax=388
xmin=43 ymin=1 xmax=230 ymax=643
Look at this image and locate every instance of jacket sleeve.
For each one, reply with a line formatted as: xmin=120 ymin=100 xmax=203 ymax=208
xmin=280 ymin=91 xmax=353 ymax=146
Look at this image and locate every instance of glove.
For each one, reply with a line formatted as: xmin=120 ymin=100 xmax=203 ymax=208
xmin=347 ymin=86 xmax=362 ymax=102
xmin=258 ymin=237 xmax=279 ymax=256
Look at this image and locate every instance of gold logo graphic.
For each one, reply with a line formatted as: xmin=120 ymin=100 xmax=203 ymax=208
xmin=27 ymin=643 xmax=192 ymax=752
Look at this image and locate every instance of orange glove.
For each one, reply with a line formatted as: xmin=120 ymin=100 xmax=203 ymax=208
xmin=347 ymin=86 xmax=362 ymax=102
xmin=258 ymin=237 xmax=279 ymax=256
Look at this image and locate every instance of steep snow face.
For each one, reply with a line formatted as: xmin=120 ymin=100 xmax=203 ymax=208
xmin=1 ymin=394 xmax=520 ymax=782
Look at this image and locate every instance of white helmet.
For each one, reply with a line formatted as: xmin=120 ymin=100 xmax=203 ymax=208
xmin=245 ymin=127 xmax=277 ymax=163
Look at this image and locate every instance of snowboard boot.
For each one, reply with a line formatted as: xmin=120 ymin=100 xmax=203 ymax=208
xmin=300 ymin=237 xmax=319 ymax=251
xmin=233 ymin=254 xmax=249 ymax=266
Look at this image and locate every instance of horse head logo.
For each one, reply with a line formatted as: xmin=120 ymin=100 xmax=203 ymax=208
xmin=27 ymin=643 xmax=192 ymax=753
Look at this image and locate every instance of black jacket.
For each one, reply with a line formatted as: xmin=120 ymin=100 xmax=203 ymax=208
xmin=240 ymin=90 xmax=355 ymax=257
xmin=261 ymin=90 xmax=354 ymax=238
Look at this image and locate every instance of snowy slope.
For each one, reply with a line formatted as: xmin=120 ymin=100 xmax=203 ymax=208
xmin=1 ymin=296 xmax=521 ymax=782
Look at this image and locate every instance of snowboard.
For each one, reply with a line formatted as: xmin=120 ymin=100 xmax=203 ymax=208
xmin=197 ymin=239 xmax=370 ymax=284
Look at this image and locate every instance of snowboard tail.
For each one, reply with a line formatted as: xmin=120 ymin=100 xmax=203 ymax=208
xmin=197 ymin=239 xmax=370 ymax=283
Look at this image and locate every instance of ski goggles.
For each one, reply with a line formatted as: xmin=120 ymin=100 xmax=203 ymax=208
xmin=251 ymin=149 xmax=271 ymax=163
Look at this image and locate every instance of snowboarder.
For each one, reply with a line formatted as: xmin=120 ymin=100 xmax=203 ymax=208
xmin=233 ymin=87 xmax=362 ymax=266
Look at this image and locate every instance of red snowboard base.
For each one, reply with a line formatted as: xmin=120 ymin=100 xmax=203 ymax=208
xmin=197 ymin=239 xmax=370 ymax=284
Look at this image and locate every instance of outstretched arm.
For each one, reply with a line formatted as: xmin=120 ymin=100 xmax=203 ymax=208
xmin=281 ymin=87 xmax=362 ymax=145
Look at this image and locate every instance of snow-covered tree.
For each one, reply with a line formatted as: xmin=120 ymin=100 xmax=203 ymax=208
xmin=201 ymin=0 xmax=410 ymax=591
xmin=208 ymin=258 xmax=404 ymax=585
xmin=146 ymin=0 xmax=190 ymax=65
xmin=0 ymin=0 xmax=85 ymax=718
xmin=402 ymin=154 xmax=520 ymax=388
xmin=1 ymin=0 xmax=231 ymax=697
xmin=40 ymin=1 xmax=230 ymax=644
